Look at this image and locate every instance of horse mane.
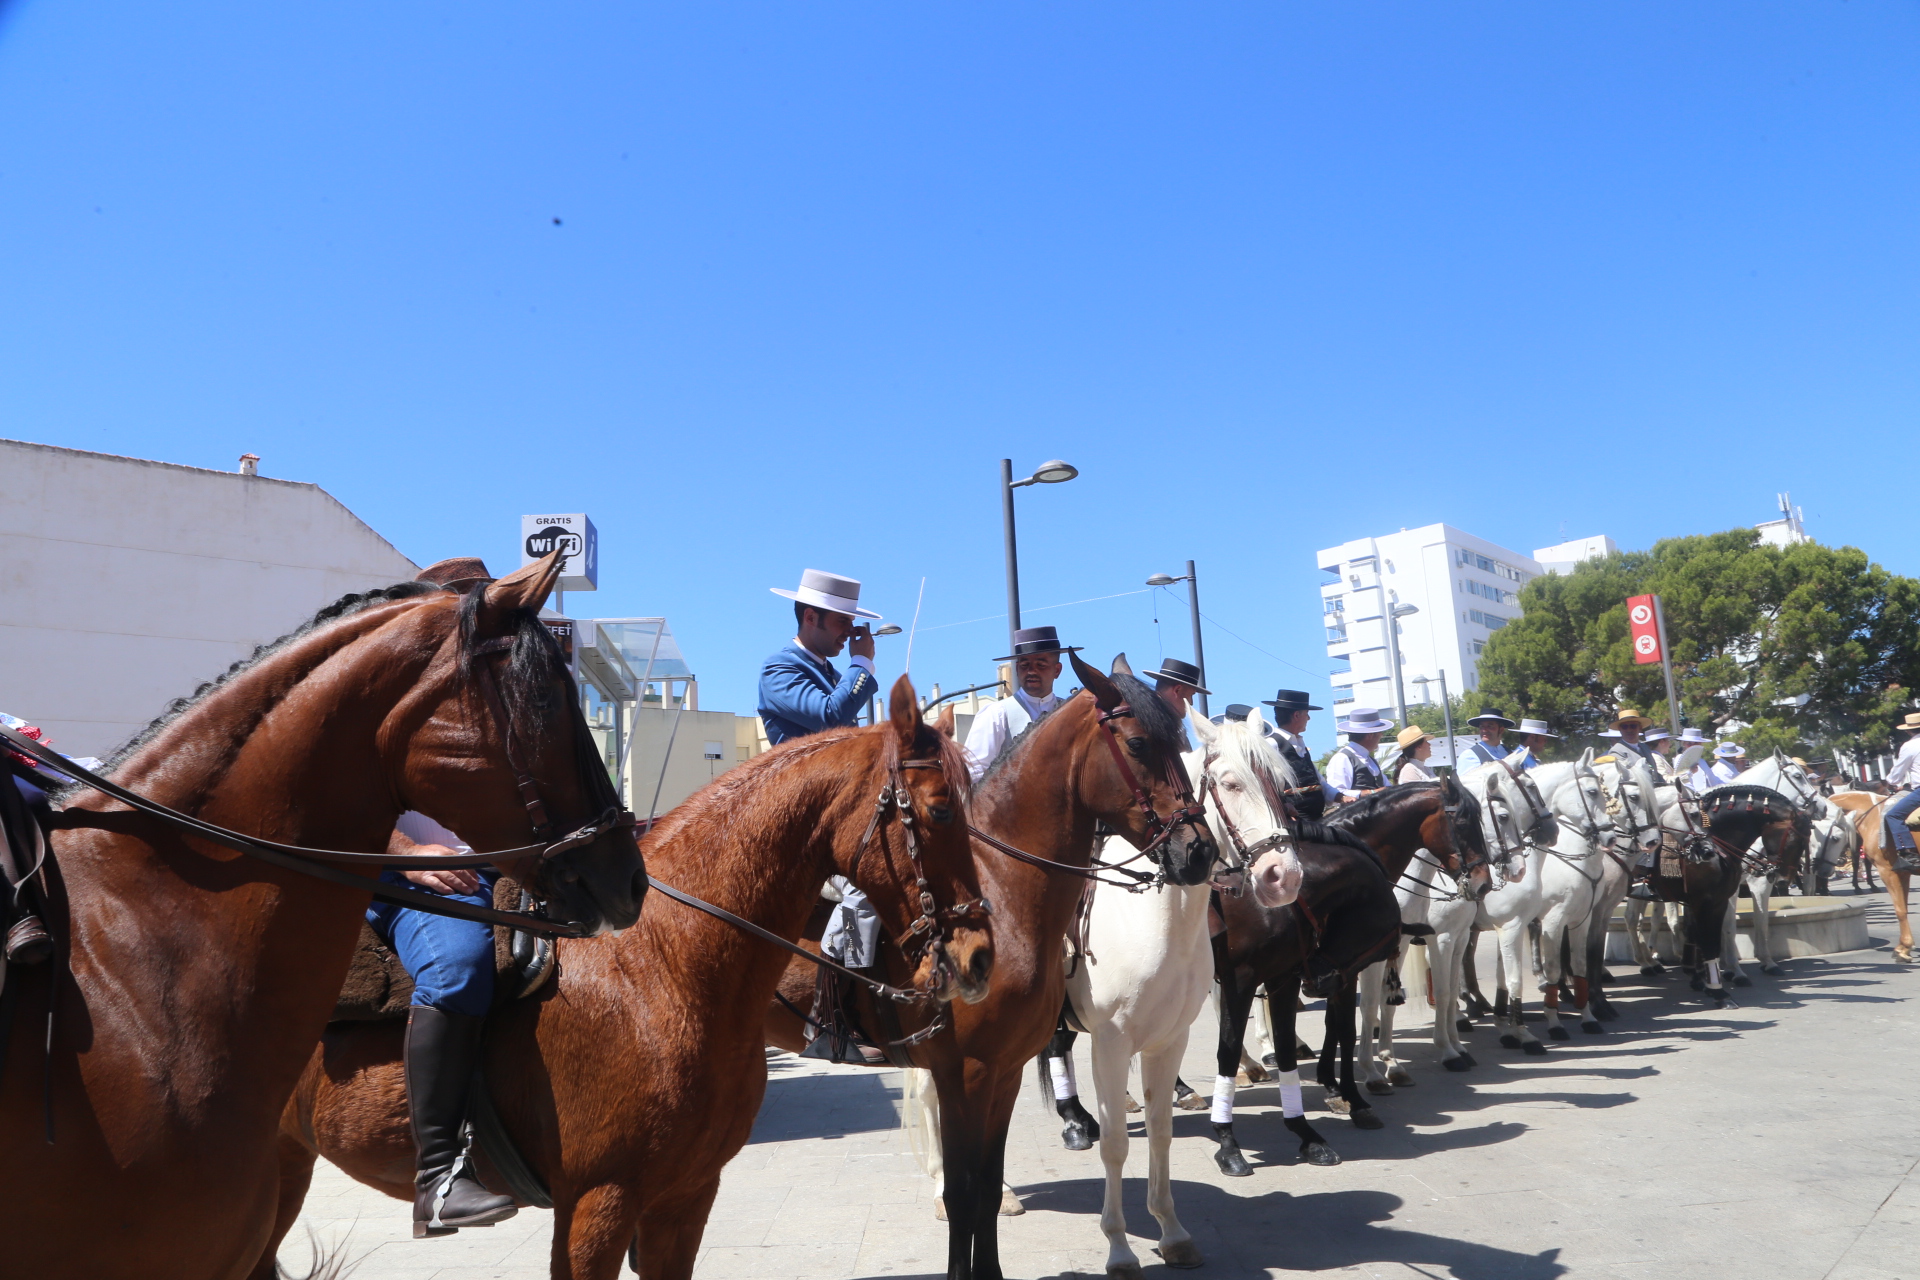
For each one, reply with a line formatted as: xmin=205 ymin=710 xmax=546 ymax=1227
xmin=95 ymin=580 xmax=444 ymax=780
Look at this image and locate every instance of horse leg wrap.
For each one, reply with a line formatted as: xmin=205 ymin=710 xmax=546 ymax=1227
xmin=1049 ymin=1055 xmax=1078 ymax=1102
xmin=1211 ymin=1075 xmax=1236 ymax=1124
xmin=1543 ymin=984 xmax=1559 ymax=1010
xmin=1705 ymin=960 xmax=1721 ymax=988
xmin=1277 ymin=1069 xmax=1304 ymax=1119
xmin=1572 ymin=977 xmax=1590 ymax=1009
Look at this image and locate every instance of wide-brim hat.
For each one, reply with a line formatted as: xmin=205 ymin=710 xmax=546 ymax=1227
xmin=1397 ymin=726 xmax=1433 ymax=750
xmin=1217 ymin=703 xmax=1254 ymax=723
xmin=1263 ymin=688 xmax=1323 ymax=713
xmin=1467 ymin=709 xmax=1517 ymax=728
xmin=1141 ymin=657 xmax=1210 ymax=695
xmin=1900 ymin=711 xmax=1920 ymax=731
xmin=1714 ymin=743 xmax=1746 ymax=758
xmin=1609 ymin=708 xmax=1654 ymax=730
xmin=1643 ymin=728 xmax=1672 ymax=743
xmin=1344 ymin=707 xmax=1395 ymax=734
xmin=1677 ymin=727 xmax=1711 ymax=744
xmin=771 ymin=568 xmax=881 ymax=620
xmin=1515 ymin=718 xmax=1560 ymax=739
xmin=416 ymin=557 xmax=494 ymax=592
xmin=994 ymin=625 xmax=1081 ymax=663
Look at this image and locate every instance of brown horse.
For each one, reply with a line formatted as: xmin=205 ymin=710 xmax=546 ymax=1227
xmin=257 ymin=676 xmax=992 ymax=1280
xmin=765 ymin=654 xmax=1217 ymax=1280
xmin=1828 ymin=789 xmax=1914 ymax=961
xmin=0 ymin=553 xmax=646 ymax=1280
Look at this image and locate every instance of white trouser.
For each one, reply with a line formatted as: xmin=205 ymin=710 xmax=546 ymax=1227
xmin=821 ymin=877 xmax=880 ymax=969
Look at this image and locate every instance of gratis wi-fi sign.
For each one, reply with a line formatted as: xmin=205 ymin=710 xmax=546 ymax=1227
xmin=520 ymin=513 xmax=598 ymax=593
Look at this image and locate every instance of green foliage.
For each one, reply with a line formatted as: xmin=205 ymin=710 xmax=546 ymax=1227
xmin=1475 ymin=530 xmax=1920 ymax=760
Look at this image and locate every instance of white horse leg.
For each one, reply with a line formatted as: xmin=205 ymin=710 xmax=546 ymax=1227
xmin=1443 ymin=926 xmax=1475 ymax=1065
xmin=1090 ymin=1029 xmax=1141 ymax=1279
xmin=1538 ymin=908 xmax=1567 ymax=1041
xmin=1497 ymin=922 xmax=1543 ymax=1054
xmin=1749 ymin=873 xmax=1777 ymax=975
xmin=1356 ymin=961 xmax=1390 ymax=1094
xmin=1139 ymin=1041 xmax=1199 ymax=1270
xmin=1625 ymin=898 xmax=1658 ymax=972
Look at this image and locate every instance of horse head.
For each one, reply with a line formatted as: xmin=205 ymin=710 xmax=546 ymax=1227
xmin=1189 ymin=706 xmax=1298 ymax=906
xmin=395 ymin=552 xmax=646 ymax=935
xmin=1069 ymin=652 xmax=1219 ymax=888
xmin=1605 ymin=754 xmax=1664 ymax=855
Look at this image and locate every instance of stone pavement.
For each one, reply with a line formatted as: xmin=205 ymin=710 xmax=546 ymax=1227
xmin=284 ymin=889 xmax=1920 ymax=1279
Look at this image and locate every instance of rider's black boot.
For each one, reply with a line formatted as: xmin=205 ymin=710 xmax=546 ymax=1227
xmin=406 ymin=1006 xmax=518 ymax=1237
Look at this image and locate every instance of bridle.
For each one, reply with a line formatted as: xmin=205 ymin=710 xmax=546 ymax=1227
xmin=6 ymin=633 xmax=636 ymax=938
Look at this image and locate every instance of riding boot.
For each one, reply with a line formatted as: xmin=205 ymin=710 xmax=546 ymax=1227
xmin=405 ymin=1006 xmax=518 ymax=1237
xmin=1627 ymin=848 xmax=1660 ymax=901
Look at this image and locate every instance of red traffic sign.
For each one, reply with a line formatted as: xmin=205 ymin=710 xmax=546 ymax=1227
xmin=1627 ymin=594 xmax=1662 ymax=665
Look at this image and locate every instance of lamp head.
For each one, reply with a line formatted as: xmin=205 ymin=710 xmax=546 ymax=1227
xmin=875 ymin=624 xmax=903 ymax=636
xmin=1029 ymin=459 xmax=1078 ymax=484
xmin=1145 ymin=573 xmax=1177 ymax=587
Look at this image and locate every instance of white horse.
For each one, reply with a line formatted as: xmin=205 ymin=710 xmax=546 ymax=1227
xmin=1454 ymin=758 xmax=1558 ymax=1049
xmin=1064 ymin=708 xmax=1301 ymax=1280
xmin=1578 ymin=751 xmax=1666 ymax=1023
xmin=1522 ymin=756 xmax=1619 ymax=1039
xmin=1360 ymin=827 xmax=1488 ymax=1079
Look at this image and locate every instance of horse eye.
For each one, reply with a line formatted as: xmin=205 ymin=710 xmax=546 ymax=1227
xmin=929 ymin=804 xmax=953 ymax=825
xmin=1127 ymin=737 xmax=1148 ymax=757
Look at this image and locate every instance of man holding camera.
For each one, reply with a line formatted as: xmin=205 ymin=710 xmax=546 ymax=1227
xmin=759 ymin=569 xmax=882 ymax=746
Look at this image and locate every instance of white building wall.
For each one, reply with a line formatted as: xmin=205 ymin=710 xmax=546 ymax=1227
xmin=1318 ymin=524 xmax=1545 ymax=715
xmin=0 ymin=439 xmax=418 ymax=757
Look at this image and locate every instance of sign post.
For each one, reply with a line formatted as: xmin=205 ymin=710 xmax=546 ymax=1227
xmin=1627 ymin=593 xmax=1683 ymax=736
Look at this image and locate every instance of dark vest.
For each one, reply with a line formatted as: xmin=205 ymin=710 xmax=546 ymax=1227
xmin=1341 ymin=743 xmax=1386 ymax=791
xmin=1277 ymin=734 xmax=1328 ymax=820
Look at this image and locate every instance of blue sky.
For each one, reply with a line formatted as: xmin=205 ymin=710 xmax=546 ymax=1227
xmin=4 ymin=3 xmax=1914 ymax=751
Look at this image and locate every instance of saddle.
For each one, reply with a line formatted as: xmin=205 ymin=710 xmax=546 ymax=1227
xmin=330 ymin=876 xmax=558 ymax=1022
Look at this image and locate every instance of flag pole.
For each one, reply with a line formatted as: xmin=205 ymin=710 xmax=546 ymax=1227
xmin=1652 ymin=594 xmax=1682 ymax=735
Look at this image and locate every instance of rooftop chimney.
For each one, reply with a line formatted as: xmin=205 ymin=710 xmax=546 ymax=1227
xmin=238 ymin=453 xmax=260 ymax=477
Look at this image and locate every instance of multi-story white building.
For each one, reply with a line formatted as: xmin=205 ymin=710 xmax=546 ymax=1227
xmin=1317 ymin=525 xmax=1612 ymax=717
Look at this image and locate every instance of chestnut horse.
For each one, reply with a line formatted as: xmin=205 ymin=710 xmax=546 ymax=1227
xmin=766 ymin=654 xmax=1219 ymax=1280
xmin=0 ymin=553 xmax=646 ymax=1280
xmin=258 ymin=676 xmax=993 ymax=1280
xmin=1828 ymin=789 xmax=1914 ymax=961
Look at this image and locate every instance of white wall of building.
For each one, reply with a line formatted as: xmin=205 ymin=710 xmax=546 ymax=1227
xmin=0 ymin=439 xmax=418 ymax=757
xmin=1532 ymin=534 xmax=1618 ymax=576
xmin=1318 ymin=525 xmax=1544 ymax=715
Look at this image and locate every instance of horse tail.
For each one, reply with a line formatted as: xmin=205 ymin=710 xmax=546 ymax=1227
xmin=1402 ymin=937 xmax=1431 ymax=1015
xmin=274 ymin=1229 xmax=355 ymax=1280
xmin=900 ymin=1067 xmax=940 ymax=1182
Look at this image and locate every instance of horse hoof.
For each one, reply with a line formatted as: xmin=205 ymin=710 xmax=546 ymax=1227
xmin=1442 ymin=1056 xmax=1471 ymax=1072
xmin=1062 ymin=1123 xmax=1096 ymax=1151
xmin=1548 ymin=1026 xmax=1570 ymax=1041
xmin=1761 ymin=964 xmax=1781 ymax=975
xmin=1157 ymin=1239 xmax=1204 ymax=1270
xmin=1455 ymin=1017 xmax=1474 ymax=1034
xmin=1387 ymin=1066 xmax=1414 ymax=1087
xmin=1326 ymin=1096 xmax=1352 ymax=1116
xmin=1350 ymin=1108 xmax=1385 ymax=1130
xmin=1733 ymin=975 xmax=1753 ymax=988
xmin=1581 ymin=1022 xmax=1605 ymax=1036
xmin=1214 ymin=1147 xmax=1254 ymax=1178
xmin=1596 ymin=1004 xmax=1620 ymax=1022
xmin=1239 ymin=1062 xmax=1269 ymax=1084
xmin=1107 ymin=1263 xmax=1146 ymax=1280
xmin=1301 ymin=1142 xmax=1342 ymax=1166
xmin=1459 ymin=1053 xmax=1477 ymax=1067
xmin=935 ymin=1198 xmax=947 ymax=1222
xmin=1365 ymin=1080 xmax=1393 ymax=1095
xmin=1172 ymin=1091 xmax=1206 ymax=1112
xmin=1710 ymin=994 xmax=1739 ymax=1010
xmin=1000 ymin=1190 xmax=1025 ymax=1216
xmin=1522 ymin=1041 xmax=1548 ymax=1056
xmin=1596 ymin=969 xmax=1615 ymax=985
xmin=1639 ymin=965 xmax=1663 ymax=976
xmin=1498 ymin=1034 xmax=1523 ymax=1050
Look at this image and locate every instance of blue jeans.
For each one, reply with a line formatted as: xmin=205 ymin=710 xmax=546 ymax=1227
xmin=366 ymin=868 xmax=498 ymax=1017
xmin=1888 ymin=790 xmax=1920 ymax=854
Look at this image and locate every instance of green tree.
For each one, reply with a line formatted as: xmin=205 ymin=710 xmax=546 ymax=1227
xmin=1475 ymin=531 xmax=1920 ymax=762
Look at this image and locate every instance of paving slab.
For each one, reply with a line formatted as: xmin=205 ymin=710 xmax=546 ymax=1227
xmin=284 ymin=889 xmax=1920 ymax=1278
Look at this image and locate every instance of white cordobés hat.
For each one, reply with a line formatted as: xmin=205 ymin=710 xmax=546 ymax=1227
xmin=770 ymin=569 xmax=882 ymax=620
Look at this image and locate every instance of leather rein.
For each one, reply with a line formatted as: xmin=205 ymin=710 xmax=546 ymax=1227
xmin=2 ymin=635 xmax=633 ymax=939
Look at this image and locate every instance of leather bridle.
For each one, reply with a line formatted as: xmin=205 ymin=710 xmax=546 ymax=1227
xmin=6 ymin=635 xmax=637 ymax=938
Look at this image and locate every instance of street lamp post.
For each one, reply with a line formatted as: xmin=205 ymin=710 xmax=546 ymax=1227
xmin=1000 ymin=458 xmax=1079 ymax=657
xmin=1145 ymin=561 xmax=1209 ymax=716
xmin=1382 ymin=593 xmax=1419 ymax=726
xmin=1411 ymin=670 xmax=1453 ymax=772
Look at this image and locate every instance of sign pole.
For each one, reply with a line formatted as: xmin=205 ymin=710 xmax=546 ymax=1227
xmin=1438 ymin=667 xmax=1454 ymax=774
xmin=1652 ymin=594 xmax=1682 ymax=736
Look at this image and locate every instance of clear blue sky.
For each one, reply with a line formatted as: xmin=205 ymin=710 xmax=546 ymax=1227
xmin=4 ymin=3 xmax=1914 ymax=752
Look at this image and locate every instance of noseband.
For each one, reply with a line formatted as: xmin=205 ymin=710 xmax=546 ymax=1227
xmin=1095 ymin=704 xmax=1209 ymax=859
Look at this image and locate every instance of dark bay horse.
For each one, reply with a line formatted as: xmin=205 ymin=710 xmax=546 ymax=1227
xmin=765 ymin=654 xmax=1217 ymax=1280
xmin=257 ymin=676 xmax=992 ymax=1280
xmin=0 ymin=552 xmax=646 ymax=1280
xmin=1664 ymin=785 xmax=1808 ymax=1007
xmin=1210 ymin=821 xmax=1403 ymax=1175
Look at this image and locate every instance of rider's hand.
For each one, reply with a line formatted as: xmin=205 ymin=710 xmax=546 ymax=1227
xmin=849 ymin=624 xmax=876 ymax=661
xmin=402 ymin=848 xmax=480 ymax=897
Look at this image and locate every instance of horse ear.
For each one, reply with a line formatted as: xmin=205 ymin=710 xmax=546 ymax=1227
xmin=478 ymin=551 xmax=563 ymax=628
xmin=1580 ymin=746 xmax=1594 ymax=767
xmin=1072 ymin=652 xmax=1123 ymax=710
xmin=1245 ymin=704 xmax=1269 ymax=735
xmin=934 ymin=704 xmax=956 ymax=738
xmin=1188 ymin=704 xmax=1219 ymax=746
xmin=1110 ymin=652 xmax=1135 ymax=678
xmin=888 ymin=676 xmax=922 ymax=754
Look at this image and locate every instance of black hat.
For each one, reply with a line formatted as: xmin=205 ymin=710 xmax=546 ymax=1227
xmin=1141 ymin=657 xmax=1211 ymax=695
xmin=1467 ymin=708 xmax=1517 ymax=728
xmin=1263 ymin=689 xmax=1323 ymax=713
xmin=1220 ymin=703 xmax=1254 ymax=722
xmin=995 ymin=625 xmax=1082 ymax=664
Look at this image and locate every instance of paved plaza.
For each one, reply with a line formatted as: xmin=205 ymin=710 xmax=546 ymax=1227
xmin=285 ymin=890 xmax=1920 ymax=1279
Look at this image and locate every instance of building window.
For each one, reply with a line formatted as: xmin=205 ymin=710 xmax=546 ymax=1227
xmin=1329 ymin=655 xmax=1351 ymax=674
xmin=1323 ymin=597 xmax=1344 ymax=616
xmin=1472 ymin=639 xmax=1485 ymax=655
xmin=1326 ymin=624 xmax=1348 ymax=643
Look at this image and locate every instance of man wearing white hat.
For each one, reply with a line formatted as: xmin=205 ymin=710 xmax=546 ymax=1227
xmin=759 ymin=569 xmax=883 ymax=747
xmin=1881 ymin=711 xmax=1920 ymax=872
xmin=1509 ymin=718 xmax=1559 ymax=771
xmin=1690 ymin=743 xmax=1745 ymax=792
xmin=759 ymin=570 xmax=885 ymax=1011
xmin=1325 ymin=707 xmax=1393 ymax=802
xmin=963 ymin=626 xmax=1080 ymax=783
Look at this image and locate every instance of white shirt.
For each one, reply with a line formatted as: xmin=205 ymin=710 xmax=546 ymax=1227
xmin=1888 ymin=736 xmax=1920 ymax=789
xmin=792 ymin=636 xmax=874 ymax=678
xmin=963 ymin=687 xmax=1064 ymax=782
xmin=1325 ymin=742 xmax=1386 ymax=798
xmin=1690 ymin=759 xmax=1741 ymax=792
xmin=395 ymin=810 xmax=468 ymax=852
xmin=1398 ymin=759 xmax=1438 ymax=784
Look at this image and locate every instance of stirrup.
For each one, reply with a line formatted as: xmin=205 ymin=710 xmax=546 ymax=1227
xmin=1627 ymin=880 xmax=1659 ymax=902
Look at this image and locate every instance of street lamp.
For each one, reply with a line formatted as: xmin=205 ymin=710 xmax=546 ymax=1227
xmin=1383 ymin=597 xmax=1419 ymax=727
xmin=1000 ymin=458 xmax=1079 ymax=656
xmin=1146 ymin=561 xmax=1208 ymax=716
xmin=1410 ymin=670 xmax=1453 ymax=772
